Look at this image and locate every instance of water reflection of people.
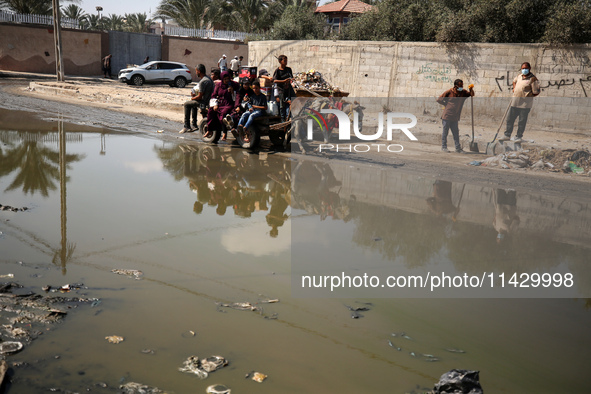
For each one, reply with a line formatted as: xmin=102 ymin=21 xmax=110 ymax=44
xmin=179 ymin=146 xmax=293 ymax=235
xmin=291 ymin=161 xmax=350 ymax=221
xmin=426 ymin=180 xmax=461 ymax=221
xmin=267 ymin=182 xmax=289 ymax=238
xmin=493 ymin=188 xmax=520 ymax=242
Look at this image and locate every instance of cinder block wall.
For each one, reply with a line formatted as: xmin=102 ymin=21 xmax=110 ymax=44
xmin=249 ymin=41 xmax=591 ymax=133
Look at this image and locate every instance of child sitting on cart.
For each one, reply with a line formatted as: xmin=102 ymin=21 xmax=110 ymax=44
xmin=237 ymin=81 xmax=267 ymax=142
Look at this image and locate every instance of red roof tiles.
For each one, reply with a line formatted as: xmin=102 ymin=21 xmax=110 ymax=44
xmin=315 ymin=0 xmax=373 ymax=14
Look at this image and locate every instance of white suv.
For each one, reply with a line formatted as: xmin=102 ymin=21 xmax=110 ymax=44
xmin=118 ymin=61 xmax=192 ymax=88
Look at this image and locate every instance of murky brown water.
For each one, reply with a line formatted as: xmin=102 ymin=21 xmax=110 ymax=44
xmin=1 ymin=108 xmax=590 ymax=393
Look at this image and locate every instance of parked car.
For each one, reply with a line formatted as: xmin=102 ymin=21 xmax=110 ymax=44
xmin=118 ymin=61 xmax=192 ymax=88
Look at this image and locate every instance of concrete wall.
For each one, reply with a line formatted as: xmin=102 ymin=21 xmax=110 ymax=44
xmin=0 ymin=23 xmax=248 ymax=80
xmin=163 ymin=36 xmax=248 ymax=80
xmin=0 ymin=23 xmax=105 ymax=75
xmin=249 ymin=41 xmax=591 ymax=133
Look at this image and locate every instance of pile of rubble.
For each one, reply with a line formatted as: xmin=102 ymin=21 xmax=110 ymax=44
xmin=471 ymin=148 xmax=591 ymax=174
xmin=293 ymin=69 xmax=342 ymax=93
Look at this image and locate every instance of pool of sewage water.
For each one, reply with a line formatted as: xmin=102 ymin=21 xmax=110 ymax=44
xmin=0 ymin=108 xmax=590 ymax=393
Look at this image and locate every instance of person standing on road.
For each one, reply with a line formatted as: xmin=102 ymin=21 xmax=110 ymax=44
xmin=102 ymin=54 xmax=112 ymax=78
xmin=179 ymin=64 xmax=214 ymax=134
xmin=230 ymin=56 xmax=240 ymax=78
xmin=218 ymin=54 xmax=228 ymax=72
xmin=499 ymin=62 xmax=540 ymax=143
xmin=436 ymin=79 xmax=474 ymax=153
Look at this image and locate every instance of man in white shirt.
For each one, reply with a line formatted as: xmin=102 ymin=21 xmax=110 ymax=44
xmin=218 ymin=54 xmax=228 ymax=72
xmin=230 ymin=56 xmax=240 ymax=78
xmin=499 ymin=62 xmax=540 ymax=143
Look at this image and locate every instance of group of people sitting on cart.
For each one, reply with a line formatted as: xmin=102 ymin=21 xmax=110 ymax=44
xmin=179 ymin=55 xmax=295 ymax=144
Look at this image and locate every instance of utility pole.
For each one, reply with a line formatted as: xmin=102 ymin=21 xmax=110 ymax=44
xmin=51 ymin=0 xmax=64 ymax=81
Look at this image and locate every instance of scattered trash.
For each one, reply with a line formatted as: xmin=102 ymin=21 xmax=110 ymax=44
xmin=141 ymin=349 xmax=155 ymax=355
xmin=0 ymin=274 xmax=14 ymax=278
xmin=156 ymin=130 xmax=164 ymax=133
xmin=0 ymin=204 xmax=29 ymax=212
xmin=181 ymin=330 xmax=196 ymax=338
xmin=206 ymin=384 xmax=231 ymax=394
xmin=179 ymin=355 xmax=228 ymax=379
xmin=568 ymin=161 xmax=584 ymax=174
xmin=259 ymin=299 xmax=279 ymax=304
xmin=0 ymin=341 xmax=23 ymax=355
xmin=388 ymin=340 xmax=401 ymax=351
xmin=120 ymin=382 xmax=164 ymax=394
xmin=105 ymin=335 xmax=124 ymax=344
xmin=477 ymin=147 xmax=591 ymax=174
xmin=433 ymin=369 xmax=483 ymax=394
xmin=217 ymin=302 xmax=259 ymax=311
xmin=444 ymin=348 xmax=466 ymax=353
xmin=293 ymin=69 xmax=341 ymax=94
xmin=251 ymin=372 xmax=267 ymax=383
xmin=468 ymin=160 xmax=482 ymax=166
xmin=111 ymin=269 xmax=144 ymax=280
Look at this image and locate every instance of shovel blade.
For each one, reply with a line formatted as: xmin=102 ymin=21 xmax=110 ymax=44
xmin=469 ymin=141 xmax=479 ymax=153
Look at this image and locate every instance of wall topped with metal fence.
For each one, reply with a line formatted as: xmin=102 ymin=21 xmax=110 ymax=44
xmin=0 ymin=10 xmax=79 ymax=29
xmin=164 ymin=25 xmax=248 ymax=42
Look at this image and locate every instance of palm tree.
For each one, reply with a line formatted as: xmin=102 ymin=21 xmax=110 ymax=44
xmin=155 ymin=0 xmax=212 ymax=29
xmin=0 ymin=0 xmax=53 ymax=15
xmin=61 ymin=4 xmax=87 ymax=23
xmin=82 ymin=13 xmax=103 ymax=30
xmin=124 ymin=12 xmax=152 ymax=33
xmin=222 ymin=0 xmax=274 ymax=32
xmin=102 ymin=14 xmax=125 ymax=31
xmin=1 ymin=0 xmax=79 ymax=16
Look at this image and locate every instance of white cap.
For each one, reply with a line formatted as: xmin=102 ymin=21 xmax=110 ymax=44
xmin=234 ymin=56 xmax=238 ymax=59
xmin=222 ymin=54 xmax=226 ymax=57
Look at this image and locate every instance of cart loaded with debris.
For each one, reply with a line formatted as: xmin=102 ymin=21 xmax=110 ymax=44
xmin=248 ymin=69 xmax=349 ymax=150
xmin=203 ymin=68 xmax=349 ymax=150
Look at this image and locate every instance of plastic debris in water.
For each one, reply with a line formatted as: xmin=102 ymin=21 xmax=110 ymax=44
xmin=252 ymin=372 xmax=267 ymax=383
xmin=206 ymin=384 xmax=231 ymax=394
xmin=0 ymin=341 xmax=23 ymax=355
xmin=179 ymin=355 xmax=228 ymax=379
xmin=445 ymin=348 xmax=466 ymax=353
xmin=111 ymin=269 xmax=144 ymax=280
xmin=120 ymin=382 xmax=164 ymax=394
xmin=105 ymin=335 xmax=124 ymax=344
xmin=0 ymin=274 xmax=14 ymax=278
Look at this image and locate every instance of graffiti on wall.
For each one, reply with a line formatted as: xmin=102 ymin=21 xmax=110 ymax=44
xmin=416 ymin=63 xmax=453 ymax=84
xmin=495 ymin=71 xmax=591 ymax=97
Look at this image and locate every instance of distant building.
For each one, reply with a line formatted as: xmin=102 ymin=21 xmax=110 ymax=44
xmin=315 ymin=0 xmax=373 ymax=33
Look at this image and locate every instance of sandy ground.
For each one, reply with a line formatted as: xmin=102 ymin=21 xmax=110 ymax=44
xmin=2 ymin=72 xmax=590 ymax=199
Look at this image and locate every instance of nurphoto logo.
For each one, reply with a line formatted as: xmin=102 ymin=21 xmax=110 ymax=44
xmin=304 ymin=107 xmax=419 ymax=153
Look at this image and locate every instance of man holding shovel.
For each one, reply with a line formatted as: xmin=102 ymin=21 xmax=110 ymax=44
xmin=498 ymin=62 xmax=540 ymax=143
xmin=437 ymin=79 xmax=475 ymax=153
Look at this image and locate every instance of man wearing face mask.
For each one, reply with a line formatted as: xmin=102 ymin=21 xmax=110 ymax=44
xmin=436 ymin=79 xmax=475 ymax=153
xmin=499 ymin=62 xmax=540 ymax=143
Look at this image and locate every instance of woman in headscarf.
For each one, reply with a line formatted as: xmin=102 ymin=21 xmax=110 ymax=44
xmin=206 ymin=71 xmax=240 ymax=141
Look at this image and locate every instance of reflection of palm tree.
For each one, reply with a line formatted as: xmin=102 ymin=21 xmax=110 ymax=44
xmin=0 ymin=133 xmax=84 ymax=197
xmin=154 ymin=144 xmax=189 ymax=181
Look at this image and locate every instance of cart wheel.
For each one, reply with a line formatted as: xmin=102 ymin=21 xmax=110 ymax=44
xmin=200 ymin=119 xmax=221 ymax=144
xmin=198 ymin=145 xmax=218 ymax=167
xmin=237 ymin=124 xmax=260 ymax=149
